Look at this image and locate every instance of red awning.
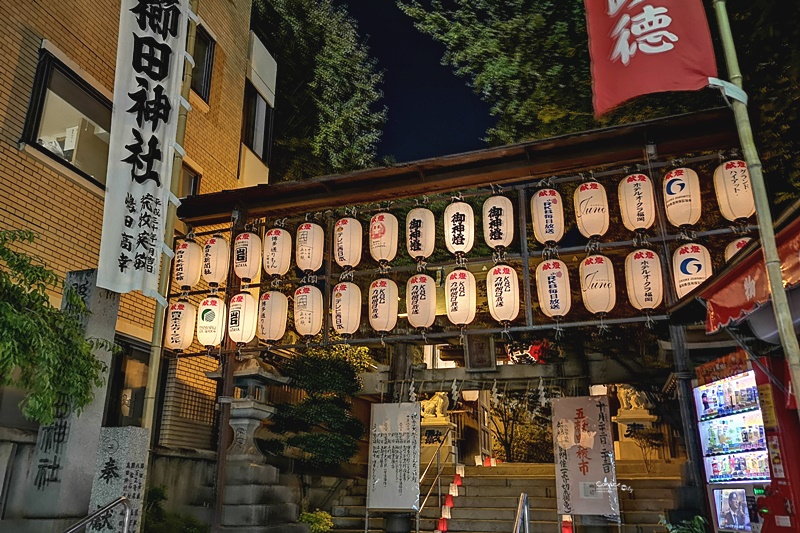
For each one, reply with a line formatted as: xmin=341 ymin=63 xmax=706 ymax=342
xmin=703 ymin=215 xmax=800 ymax=333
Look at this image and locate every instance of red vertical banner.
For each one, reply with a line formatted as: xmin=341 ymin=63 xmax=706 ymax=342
xmin=585 ymin=0 xmax=718 ymax=116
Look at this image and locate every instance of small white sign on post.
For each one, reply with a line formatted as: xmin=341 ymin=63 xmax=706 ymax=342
xmin=367 ymin=403 xmax=421 ymax=511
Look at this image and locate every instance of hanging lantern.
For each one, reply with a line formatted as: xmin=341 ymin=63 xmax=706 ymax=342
xmin=165 ymin=300 xmax=196 ymax=352
xmin=369 ymin=213 xmax=399 ymax=266
xmin=486 ymin=265 xmax=519 ymax=324
xmin=663 ymin=168 xmax=702 ymax=227
xmin=714 ymin=160 xmax=755 ymax=222
xmin=262 ymin=228 xmax=292 ymax=277
xmin=294 ymin=285 xmax=323 ymax=337
xmin=462 ymin=390 xmax=479 ymax=402
xmin=332 ymin=282 xmax=362 ymax=336
xmin=369 ymin=278 xmax=399 ymax=333
xmin=530 ymin=189 xmax=565 ymax=245
xmin=296 ymin=222 xmax=324 ymax=273
xmin=174 ymin=238 xmax=202 ymax=290
xmin=673 ymin=243 xmax=712 ymax=299
xmin=624 ymin=250 xmax=663 ymax=311
xmin=580 ymin=255 xmax=616 ymax=314
xmin=482 ymin=196 xmax=514 ymax=249
xmin=406 ymin=274 xmax=437 ymax=329
xmin=202 ymin=234 xmax=230 ymax=287
xmin=444 ymin=201 xmax=475 ymax=256
xmin=228 ymin=292 xmax=258 ymax=345
xmin=535 ymin=259 xmax=571 ymax=318
xmin=258 ymin=291 xmax=288 ymax=342
xmin=445 ymin=269 xmax=476 ymax=326
xmin=233 ymin=231 xmax=262 ymax=283
xmin=406 ymin=207 xmax=436 ymax=260
xmin=574 ymin=181 xmax=610 ymax=239
xmin=618 ymin=174 xmax=656 ymax=232
xmin=334 ymin=217 xmax=363 ymax=269
xmin=196 ymin=295 xmax=226 ymax=348
xmin=724 ymin=237 xmax=751 ymax=262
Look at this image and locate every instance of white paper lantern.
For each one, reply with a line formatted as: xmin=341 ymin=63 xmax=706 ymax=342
xmin=294 ymin=285 xmax=323 ymax=337
xmin=663 ymin=168 xmax=702 ymax=227
xmin=618 ymin=174 xmax=656 ymax=232
xmin=714 ymin=160 xmax=756 ymax=222
xmin=580 ymin=255 xmax=616 ymax=314
xmin=174 ymin=239 xmax=202 ymax=290
xmin=673 ymin=243 xmax=712 ymax=299
xmin=624 ymin=249 xmax=663 ymax=311
xmin=530 ymin=189 xmax=565 ymax=245
xmin=406 ymin=207 xmax=436 ymax=260
xmin=258 ymin=291 xmax=288 ymax=341
xmin=724 ymin=237 xmax=752 ymax=262
xmin=202 ymin=235 xmax=230 ymax=286
xmin=406 ymin=274 xmax=437 ymax=329
xmin=486 ymin=265 xmax=519 ymax=323
xmin=445 ymin=269 xmax=477 ymax=326
xmin=166 ymin=300 xmax=196 ymax=352
xmin=574 ymin=181 xmax=610 ymax=239
xmin=369 ymin=278 xmax=399 ymax=333
xmin=535 ymin=259 xmax=571 ymax=318
xmin=444 ymin=201 xmax=475 ymax=256
xmin=334 ymin=217 xmax=363 ymax=269
xmin=369 ymin=213 xmax=399 ymax=265
xmin=262 ymin=228 xmax=292 ymax=277
xmin=462 ymin=390 xmax=480 ymax=402
xmin=228 ymin=292 xmax=258 ymax=345
xmin=197 ymin=296 xmax=226 ymax=347
xmin=296 ymin=223 xmax=325 ymax=273
xmin=233 ymin=231 xmax=262 ymax=283
xmin=331 ymin=282 xmax=362 ymax=335
xmin=482 ymin=196 xmax=514 ymax=249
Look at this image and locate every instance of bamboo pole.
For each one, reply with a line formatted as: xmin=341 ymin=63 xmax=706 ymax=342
xmin=711 ymin=0 xmax=800 ymax=421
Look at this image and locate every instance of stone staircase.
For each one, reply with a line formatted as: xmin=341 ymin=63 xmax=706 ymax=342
xmin=332 ymin=464 xmax=680 ymax=533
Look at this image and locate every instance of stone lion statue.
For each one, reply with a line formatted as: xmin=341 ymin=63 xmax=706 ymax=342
xmin=617 ymin=384 xmax=651 ymax=411
xmin=421 ymin=392 xmax=450 ymax=418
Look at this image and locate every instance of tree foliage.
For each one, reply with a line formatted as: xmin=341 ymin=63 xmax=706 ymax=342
xmin=251 ymin=0 xmax=387 ymax=181
xmin=490 ymin=389 xmax=553 ymax=463
xmin=0 ymin=230 xmax=108 ymax=425
xmin=399 ymin=0 xmax=800 ymax=198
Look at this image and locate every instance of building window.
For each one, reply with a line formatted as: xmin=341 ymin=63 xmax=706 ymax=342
xmin=191 ymin=25 xmax=215 ymax=102
xmin=179 ymin=163 xmax=201 ymax=198
xmin=104 ymin=336 xmax=150 ymax=427
xmin=241 ymin=81 xmax=274 ymax=163
xmin=22 ymin=50 xmax=112 ymax=188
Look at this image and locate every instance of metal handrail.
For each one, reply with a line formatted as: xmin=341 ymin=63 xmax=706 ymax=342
xmin=419 ymin=427 xmax=454 ymax=484
xmin=416 ymin=428 xmax=457 ymax=533
xmin=62 ymin=497 xmax=131 ymax=533
xmin=513 ymin=493 xmax=530 ymax=533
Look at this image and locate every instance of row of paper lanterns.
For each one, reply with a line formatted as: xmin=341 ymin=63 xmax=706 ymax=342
xmin=165 ymin=237 xmax=749 ymax=351
xmin=173 ymin=162 xmax=753 ymax=290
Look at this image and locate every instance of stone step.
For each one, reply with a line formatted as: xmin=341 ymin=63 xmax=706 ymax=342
xmin=221 ymin=503 xmax=298 ymax=527
xmin=219 ymin=525 xmax=309 ymax=533
xmin=225 ymin=462 xmax=280 ymax=485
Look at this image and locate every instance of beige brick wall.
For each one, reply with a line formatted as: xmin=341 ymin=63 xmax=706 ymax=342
xmin=0 ymin=0 xmax=252 ymax=448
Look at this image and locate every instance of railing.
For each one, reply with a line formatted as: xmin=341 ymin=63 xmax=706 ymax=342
xmin=416 ymin=427 xmax=457 ymax=533
xmin=513 ymin=493 xmax=530 ymax=533
xmin=61 ymin=497 xmax=132 ymax=533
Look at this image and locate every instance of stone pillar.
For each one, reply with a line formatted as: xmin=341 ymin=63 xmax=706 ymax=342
xmin=24 ymin=269 xmax=120 ymax=522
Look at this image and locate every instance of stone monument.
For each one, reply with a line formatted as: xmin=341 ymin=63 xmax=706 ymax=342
xmin=611 ymin=384 xmax=659 ymax=461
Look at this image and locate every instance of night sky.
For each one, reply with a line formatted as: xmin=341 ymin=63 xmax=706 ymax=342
xmin=342 ymin=0 xmax=495 ymax=163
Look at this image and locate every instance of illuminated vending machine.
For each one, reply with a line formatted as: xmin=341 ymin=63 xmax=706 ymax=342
xmin=694 ymin=367 xmax=769 ymax=532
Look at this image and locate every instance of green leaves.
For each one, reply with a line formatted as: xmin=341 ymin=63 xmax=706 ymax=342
xmin=0 ymin=229 xmax=108 ymax=425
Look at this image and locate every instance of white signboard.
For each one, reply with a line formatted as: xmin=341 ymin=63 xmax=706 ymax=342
xmin=97 ymin=0 xmax=189 ymax=303
xmin=367 ymin=403 xmax=421 ymax=511
xmin=552 ymin=396 xmax=620 ymax=516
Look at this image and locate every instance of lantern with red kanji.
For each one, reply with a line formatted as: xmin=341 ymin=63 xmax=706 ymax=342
xmin=228 ymin=291 xmax=258 ymax=345
xmin=334 ymin=217 xmax=363 ymax=269
xmin=202 ymin=234 xmax=230 ymax=287
xmin=406 ymin=207 xmax=435 ymax=261
xmin=369 ymin=212 xmax=399 ymax=266
xmin=444 ymin=201 xmax=474 ymax=256
xmin=673 ymin=243 xmax=712 ymax=299
xmin=258 ymin=291 xmax=288 ymax=342
xmin=724 ymin=237 xmax=751 ymax=262
xmin=663 ymin=168 xmax=702 ymax=227
xmin=294 ymin=285 xmax=323 ymax=337
xmin=369 ymin=278 xmax=398 ymax=333
xmin=482 ymin=195 xmax=514 ymax=249
xmin=406 ymin=274 xmax=436 ymax=329
xmin=618 ymin=174 xmax=655 ymax=232
xmin=197 ymin=295 xmax=226 ymax=348
xmin=486 ymin=265 xmax=519 ymax=324
xmin=714 ymin=160 xmax=755 ymax=222
xmin=445 ymin=269 xmax=476 ymax=326
xmin=624 ymin=249 xmax=663 ymax=311
xmin=166 ymin=300 xmax=196 ymax=352
xmin=262 ymin=228 xmax=292 ymax=277
xmin=530 ymin=189 xmax=564 ymax=245
xmin=296 ymin=222 xmax=324 ymax=274
xmin=233 ymin=231 xmax=262 ymax=283
xmin=332 ymin=282 xmax=362 ymax=336
xmin=535 ymin=259 xmax=571 ymax=318
xmin=574 ymin=181 xmax=610 ymax=239
xmin=580 ymin=255 xmax=616 ymax=314
xmin=174 ymin=238 xmax=202 ymax=290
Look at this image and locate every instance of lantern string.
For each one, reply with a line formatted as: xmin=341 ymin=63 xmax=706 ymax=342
xmin=597 ymin=313 xmax=610 ymax=336
xmin=459 ymin=327 xmax=466 ymax=346
xmin=554 ymin=318 xmax=564 ymax=340
xmin=416 ymin=259 xmax=427 ymax=273
xmin=645 ymin=311 xmax=655 ymax=330
xmin=380 ymin=333 xmax=386 ymax=348
xmin=275 ymin=218 xmax=287 ymax=228
xmin=450 ymin=192 xmax=463 ymax=202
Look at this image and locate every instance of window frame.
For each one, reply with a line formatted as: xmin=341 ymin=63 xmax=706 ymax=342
xmin=241 ymin=80 xmax=275 ymax=165
xmin=21 ymin=49 xmax=113 ymax=190
xmin=191 ymin=25 xmax=216 ymax=103
xmin=179 ymin=162 xmax=202 ymax=198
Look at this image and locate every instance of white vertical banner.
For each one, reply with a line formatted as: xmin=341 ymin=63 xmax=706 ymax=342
xmin=97 ymin=0 xmax=189 ymax=303
xmin=367 ymin=403 xmax=421 ymax=511
xmin=552 ymin=396 xmax=620 ymax=516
